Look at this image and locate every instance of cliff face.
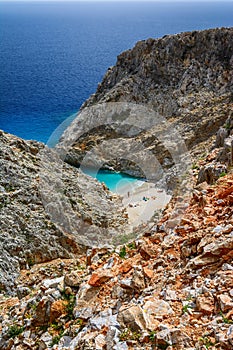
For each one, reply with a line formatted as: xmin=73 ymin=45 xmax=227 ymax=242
xmin=0 ymin=131 xmax=128 ymax=292
xmin=65 ymin=28 xmax=233 ymax=179
xmin=83 ymin=28 xmax=232 ymax=110
xmin=0 ymin=28 xmax=233 ymax=350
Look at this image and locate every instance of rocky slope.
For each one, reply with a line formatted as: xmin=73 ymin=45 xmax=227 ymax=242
xmin=65 ymin=27 xmax=232 ymax=180
xmin=0 ymin=131 xmax=128 ymax=293
xmin=0 ymin=123 xmax=232 ymax=349
xmin=0 ymin=27 xmax=233 ymax=349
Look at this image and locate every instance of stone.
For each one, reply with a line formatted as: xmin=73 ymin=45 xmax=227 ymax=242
xmin=31 ymin=295 xmax=53 ymax=327
xmin=88 ymin=270 xmax=113 ymax=287
xmin=119 ymin=260 xmax=133 ymax=274
xmin=143 ymin=267 xmax=154 ymax=280
xmin=143 ymin=299 xmax=174 ymax=318
xmin=106 ymin=326 xmax=121 ymax=350
xmin=120 ymin=278 xmax=133 ymax=290
xmin=49 ymin=299 xmax=67 ymax=323
xmin=57 ymin=336 xmax=72 ymax=349
xmin=74 ymin=306 xmax=94 ymax=320
xmin=39 ymin=332 xmax=53 ymax=349
xmin=217 ymin=135 xmax=233 ymax=165
xmin=196 ymin=295 xmax=215 ymax=315
xmin=117 ymin=305 xmax=146 ymax=332
xmin=197 ymin=163 xmax=228 ymax=185
xmin=227 ymin=325 xmax=233 ymax=345
xmin=163 ymin=289 xmax=178 ymax=301
xmin=139 ymin=243 xmax=158 ymax=260
xmin=76 ymin=283 xmax=100 ymax=303
xmin=218 ymin=294 xmax=233 ymax=312
xmin=95 ymin=334 xmax=106 ymax=349
xmin=131 ymin=266 xmax=145 ymax=292
xmin=216 ymin=127 xmax=228 ymax=147
xmin=90 ymin=309 xmax=119 ymax=330
xmin=64 ymin=271 xmax=82 ymax=287
xmin=156 ymin=327 xmax=190 ymax=347
xmin=43 ymin=276 xmax=64 ymax=291
xmin=16 ymin=286 xmax=31 ymax=299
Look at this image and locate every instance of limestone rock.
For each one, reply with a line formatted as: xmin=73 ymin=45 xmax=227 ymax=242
xmin=218 ymin=294 xmax=233 ymax=312
xmin=43 ymin=276 xmax=64 ymax=290
xmin=64 ymin=271 xmax=82 ymax=287
xmin=0 ymin=131 xmax=128 ymax=293
xmin=49 ymin=299 xmax=67 ymax=323
xmin=31 ymin=296 xmax=53 ymax=327
xmin=143 ymin=299 xmax=174 ymax=318
xmin=197 ymin=163 xmax=228 ymax=184
xmin=117 ymin=305 xmax=146 ymax=332
xmin=88 ymin=270 xmax=113 ymax=287
xmin=64 ymin=28 xmax=233 ymax=188
xmin=196 ymin=294 xmax=215 ymax=315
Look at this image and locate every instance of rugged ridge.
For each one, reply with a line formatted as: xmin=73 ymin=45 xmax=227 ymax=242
xmin=65 ymin=28 xmax=233 ymax=179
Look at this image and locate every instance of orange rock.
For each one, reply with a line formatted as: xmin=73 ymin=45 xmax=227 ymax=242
xmin=139 ymin=243 xmax=158 ymax=260
xmin=218 ymin=294 xmax=233 ymax=312
xmin=119 ymin=260 xmax=133 ymax=274
xmin=100 ymin=325 xmax=109 ymax=335
xmin=218 ymin=185 xmax=233 ymax=199
xmin=88 ymin=270 xmax=113 ymax=287
xmin=196 ymin=295 xmax=214 ymax=315
xmin=143 ymin=267 xmax=154 ymax=279
xmin=50 ymin=300 xmax=67 ymax=323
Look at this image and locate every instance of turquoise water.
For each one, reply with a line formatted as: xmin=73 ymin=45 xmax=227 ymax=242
xmin=83 ymin=169 xmax=139 ymax=192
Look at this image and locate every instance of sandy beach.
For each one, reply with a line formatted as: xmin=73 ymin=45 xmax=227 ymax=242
xmin=117 ymin=180 xmax=171 ymax=227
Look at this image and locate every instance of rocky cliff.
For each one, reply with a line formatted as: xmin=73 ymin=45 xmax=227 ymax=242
xmin=0 ymin=131 xmax=128 ymax=293
xmin=0 ymin=27 xmax=233 ymax=350
xmin=65 ymin=28 xmax=232 ymax=180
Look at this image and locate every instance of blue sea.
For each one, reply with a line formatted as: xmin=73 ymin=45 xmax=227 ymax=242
xmin=0 ymin=1 xmax=233 ymax=144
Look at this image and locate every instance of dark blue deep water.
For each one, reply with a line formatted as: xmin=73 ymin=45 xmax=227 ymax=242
xmin=0 ymin=1 xmax=233 ymax=143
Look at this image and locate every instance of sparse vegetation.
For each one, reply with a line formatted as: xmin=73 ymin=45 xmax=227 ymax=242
xmin=119 ymin=328 xmax=141 ymax=341
xmin=119 ymin=328 xmax=131 ymax=341
xmin=182 ymin=303 xmax=193 ymax=314
xmin=50 ymin=330 xmax=64 ymax=346
xmin=7 ymin=324 xmax=24 ymax=339
xmin=219 ymin=311 xmax=233 ymax=324
xmin=192 ymin=163 xmax=199 ymax=170
xmin=219 ymin=171 xmax=227 ymax=178
xmin=61 ymin=290 xmax=76 ymax=320
xmin=149 ymin=330 xmax=156 ymax=342
xmin=119 ymin=245 xmax=127 ymax=259
xmin=224 ymin=121 xmax=231 ymax=130
xmin=127 ymin=241 xmax=136 ymax=250
xmin=27 ymin=257 xmax=35 ymax=268
xmin=199 ymin=336 xmax=215 ymax=348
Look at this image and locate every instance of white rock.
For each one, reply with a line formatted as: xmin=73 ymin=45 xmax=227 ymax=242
xmin=95 ymin=334 xmax=106 ymax=349
xmin=43 ymin=276 xmax=64 ymax=290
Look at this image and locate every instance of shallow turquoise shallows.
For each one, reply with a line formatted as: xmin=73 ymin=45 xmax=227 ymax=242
xmin=83 ymin=169 xmax=138 ymax=192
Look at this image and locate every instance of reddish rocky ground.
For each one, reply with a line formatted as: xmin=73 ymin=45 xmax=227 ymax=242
xmin=0 ymin=165 xmax=232 ymax=349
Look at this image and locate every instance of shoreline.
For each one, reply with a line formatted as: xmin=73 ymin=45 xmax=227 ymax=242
xmin=116 ymin=180 xmax=171 ymax=227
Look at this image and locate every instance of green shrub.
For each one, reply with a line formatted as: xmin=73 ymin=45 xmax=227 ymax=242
xmin=149 ymin=330 xmax=156 ymax=342
xmin=119 ymin=245 xmax=127 ymax=259
xmin=7 ymin=324 xmax=24 ymax=339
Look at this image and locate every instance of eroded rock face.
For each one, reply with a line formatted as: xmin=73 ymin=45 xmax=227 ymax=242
xmin=65 ymin=28 xmax=233 ymax=181
xmin=1 ymin=28 xmax=233 ymax=350
xmin=0 ymin=172 xmax=233 ymax=349
xmin=0 ymin=131 xmax=128 ymax=293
